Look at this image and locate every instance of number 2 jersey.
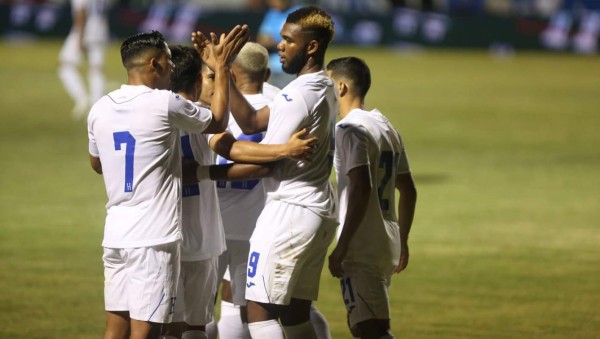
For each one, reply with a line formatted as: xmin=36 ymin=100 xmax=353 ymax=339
xmin=88 ymin=85 xmax=213 ymax=248
xmin=334 ymin=108 xmax=411 ymax=270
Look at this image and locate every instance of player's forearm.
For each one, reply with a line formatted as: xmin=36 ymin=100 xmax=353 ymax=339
xmin=397 ymin=185 xmax=417 ymax=243
xmin=228 ymin=140 xmax=291 ymax=163
xmin=337 ymin=181 xmax=371 ymax=252
xmin=205 ymin=65 xmax=230 ymax=133
xmin=198 ymin=163 xmax=272 ymax=181
xmin=229 ymin=77 xmax=263 ymax=134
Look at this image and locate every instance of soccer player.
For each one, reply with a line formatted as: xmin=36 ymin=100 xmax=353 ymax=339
xmin=161 ymin=44 xmax=227 ymax=339
xmin=59 ymin=0 xmax=110 ymax=118
xmin=326 ymin=56 xmax=417 ymax=339
xmin=192 ymin=6 xmax=338 ymax=339
xmin=87 ymin=29 xmax=244 ymax=338
xmin=213 ymin=41 xmax=271 ymax=339
xmin=164 ymin=43 xmax=317 ymax=339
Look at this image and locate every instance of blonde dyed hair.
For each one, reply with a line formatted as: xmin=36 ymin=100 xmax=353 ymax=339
xmin=233 ymin=42 xmax=269 ymax=77
xmin=286 ymin=6 xmax=335 ymax=45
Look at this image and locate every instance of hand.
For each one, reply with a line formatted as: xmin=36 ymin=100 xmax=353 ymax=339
xmin=286 ymin=128 xmax=318 ymax=161
xmin=395 ymin=242 xmax=409 ymax=273
xmin=181 ymin=158 xmax=199 ymax=185
xmin=328 ymin=245 xmax=346 ymax=278
xmin=192 ymin=25 xmax=249 ymax=71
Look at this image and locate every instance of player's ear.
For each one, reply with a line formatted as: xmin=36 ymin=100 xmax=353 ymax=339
xmin=306 ymin=39 xmax=318 ymax=56
xmin=338 ymin=81 xmax=348 ymax=97
xmin=150 ymin=57 xmax=160 ymax=73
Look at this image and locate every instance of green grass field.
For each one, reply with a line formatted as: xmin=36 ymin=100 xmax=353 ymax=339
xmin=0 ymin=41 xmax=599 ymax=338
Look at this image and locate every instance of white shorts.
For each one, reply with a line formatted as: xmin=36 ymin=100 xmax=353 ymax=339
xmin=339 ymin=262 xmax=395 ymax=327
xmin=172 ymin=257 xmax=219 ymax=326
xmin=59 ymin=31 xmax=106 ymax=67
xmin=245 ymin=200 xmax=337 ymax=305
xmin=217 ymin=239 xmax=251 ymax=306
xmin=103 ymin=243 xmax=179 ymax=323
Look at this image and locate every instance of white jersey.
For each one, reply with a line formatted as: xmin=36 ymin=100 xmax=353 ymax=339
xmin=180 ymin=130 xmax=226 ymax=261
xmin=334 ymin=108 xmax=411 ymax=269
xmin=215 ymin=93 xmax=270 ymax=240
xmin=262 ymin=82 xmax=281 ymax=101
xmin=71 ymin=0 xmax=109 ymax=45
xmin=88 ymin=85 xmax=213 ymax=248
xmin=261 ymin=70 xmax=338 ymax=219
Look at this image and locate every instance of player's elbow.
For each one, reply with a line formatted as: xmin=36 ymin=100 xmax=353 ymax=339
xmin=90 ymin=156 xmax=102 ymax=174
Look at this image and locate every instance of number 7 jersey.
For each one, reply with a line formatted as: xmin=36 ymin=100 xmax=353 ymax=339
xmin=334 ymin=108 xmax=411 ymax=269
xmin=88 ymin=85 xmax=213 ymax=248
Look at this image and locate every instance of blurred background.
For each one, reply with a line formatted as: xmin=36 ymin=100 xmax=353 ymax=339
xmin=2 ymin=0 xmax=600 ymax=53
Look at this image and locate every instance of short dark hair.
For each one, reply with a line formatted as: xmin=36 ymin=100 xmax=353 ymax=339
xmin=120 ymin=31 xmax=167 ymax=69
xmin=286 ymin=6 xmax=334 ymax=48
xmin=326 ymin=56 xmax=371 ymax=98
xmin=170 ymin=45 xmax=201 ymax=94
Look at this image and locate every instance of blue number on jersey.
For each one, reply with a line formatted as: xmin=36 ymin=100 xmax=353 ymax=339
xmin=113 ymin=131 xmax=136 ymax=192
xmin=378 ymin=151 xmax=395 ymax=211
xmin=340 ymin=277 xmax=356 ymax=306
xmin=181 ymin=135 xmax=200 ymax=197
xmin=247 ymin=251 xmax=260 ymax=278
xmin=216 ymin=132 xmax=263 ymax=190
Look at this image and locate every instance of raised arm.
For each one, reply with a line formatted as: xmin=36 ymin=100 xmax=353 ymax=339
xmin=209 ymin=128 xmax=317 ymax=163
xmin=192 ymin=26 xmax=270 ymax=134
xmin=328 ymin=165 xmax=371 ymax=278
xmin=395 ymin=172 xmax=417 ymax=273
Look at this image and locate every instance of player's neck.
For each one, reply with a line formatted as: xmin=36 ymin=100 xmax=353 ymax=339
xmin=339 ymin=97 xmax=364 ymax=118
xmin=238 ymin=82 xmax=262 ymax=95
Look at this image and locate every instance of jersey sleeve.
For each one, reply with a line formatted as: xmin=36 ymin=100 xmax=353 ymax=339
xmin=167 ymin=92 xmax=213 ymax=133
xmin=335 ymin=124 xmax=370 ymax=175
xmin=87 ymin=111 xmax=99 ymax=157
xmin=396 ymin=132 xmax=411 ymax=174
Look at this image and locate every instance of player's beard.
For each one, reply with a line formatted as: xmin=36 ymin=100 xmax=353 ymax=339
xmin=282 ymin=51 xmax=307 ymax=75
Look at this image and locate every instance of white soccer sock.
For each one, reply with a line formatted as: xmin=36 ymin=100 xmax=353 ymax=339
xmin=283 ymin=321 xmax=317 ymax=339
xmin=248 ymin=320 xmax=284 ymax=339
xmin=58 ymin=63 xmax=87 ymax=103
xmin=205 ymin=318 xmax=218 ymax=339
xmin=309 ymin=305 xmax=331 ymax=339
xmin=88 ymin=66 xmax=105 ymax=104
xmin=217 ymin=301 xmax=250 ymax=338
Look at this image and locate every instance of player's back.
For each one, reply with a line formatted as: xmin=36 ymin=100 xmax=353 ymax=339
xmin=88 ymin=85 xmax=209 ymax=248
xmin=261 ymin=70 xmax=337 ymax=219
xmin=335 ymin=108 xmax=406 ymax=269
xmin=216 ymin=93 xmax=269 ymax=240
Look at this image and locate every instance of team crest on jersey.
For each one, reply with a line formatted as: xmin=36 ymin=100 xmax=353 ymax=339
xmin=338 ymin=124 xmax=349 ymax=129
xmin=175 ymin=94 xmax=180 ymax=100
xmin=282 ymin=94 xmax=293 ymax=102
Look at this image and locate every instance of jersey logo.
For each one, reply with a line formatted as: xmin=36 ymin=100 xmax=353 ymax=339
xmin=338 ymin=124 xmax=349 ymax=129
xmin=175 ymin=94 xmax=180 ymax=100
xmin=282 ymin=94 xmax=293 ymax=102
xmin=246 ymin=282 xmax=256 ymax=288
